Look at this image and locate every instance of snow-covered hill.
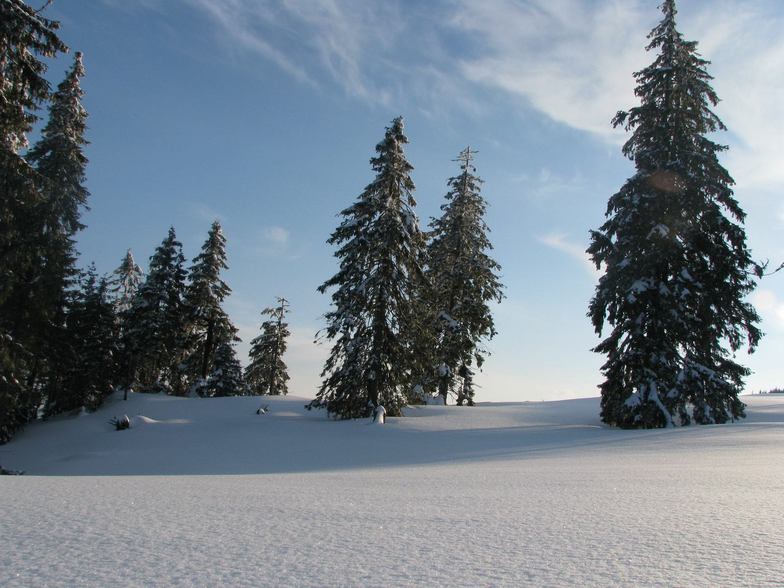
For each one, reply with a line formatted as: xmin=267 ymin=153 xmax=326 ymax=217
xmin=2 ymin=393 xmax=783 ymax=587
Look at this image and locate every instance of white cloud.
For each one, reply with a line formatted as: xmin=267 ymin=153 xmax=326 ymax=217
xmin=511 ymin=167 xmax=590 ymax=203
xmin=451 ymin=0 xmax=784 ymax=190
xmin=182 ymin=0 xmax=406 ymax=104
xmin=167 ymin=0 xmax=782 ymax=190
xmin=190 ymin=203 xmax=226 ymax=224
xmin=263 ymin=225 xmax=290 ymax=246
xmin=694 ymin=4 xmax=784 ymax=189
xmin=538 ymin=232 xmax=599 ymax=278
xmin=185 ymin=0 xmax=313 ymax=85
xmin=238 ymin=225 xmax=295 ymax=258
xmin=451 ymin=0 xmax=649 ymax=141
xmin=752 ymin=289 xmax=784 ymax=330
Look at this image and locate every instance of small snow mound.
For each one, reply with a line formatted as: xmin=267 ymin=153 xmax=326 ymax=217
xmin=372 ymin=405 xmax=386 ymax=424
xmin=131 ymin=415 xmax=189 ymax=427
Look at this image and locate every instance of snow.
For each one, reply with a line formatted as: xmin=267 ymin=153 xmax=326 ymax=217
xmin=437 ymin=310 xmax=460 ymax=332
xmin=1 ymin=392 xmax=783 ymax=587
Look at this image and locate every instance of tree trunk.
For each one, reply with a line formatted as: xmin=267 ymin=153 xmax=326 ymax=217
xmin=367 ymin=377 xmax=379 ymax=414
xmin=438 ymin=376 xmax=449 ymax=405
xmin=200 ymin=316 xmax=214 ymax=380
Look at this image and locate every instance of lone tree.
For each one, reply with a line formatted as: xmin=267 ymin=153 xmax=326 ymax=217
xmin=426 ymin=147 xmax=504 ymax=406
xmin=588 ymin=0 xmax=760 ymax=428
xmin=245 ymin=297 xmax=291 ymax=395
xmin=309 ymin=117 xmax=426 ymax=419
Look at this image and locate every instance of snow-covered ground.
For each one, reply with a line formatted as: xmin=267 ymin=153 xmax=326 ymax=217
xmin=2 ymin=393 xmax=783 ymax=587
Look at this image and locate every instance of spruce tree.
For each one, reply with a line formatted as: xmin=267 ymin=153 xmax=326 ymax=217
xmin=245 ymin=297 xmax=291 ymax=395
xmin=426 ymin=147 xmax=504 ymax=405
xmin=0 ymin=0 xmax=67 ymax=443
xmin=26 ymin=52 xmax=90 ymax=408
xmin=26 ymin=50 xmax=88 ymax=243
xmin=205 ymin=340 xmax=245 ymax=397
xmin=182 ymin=221 xmax=239 ymax=395
xmin=309 ymin=117 xmax=426 ymax=418
xmin=45 ymin=265 xmax=118 ymax=415
xmin=125 ymin=227 xmax=188 ymax=393
xmin=587 ymin=0 xmax=761 ymax=428
xmin=110 ymin=249 xmax=144 ymax=314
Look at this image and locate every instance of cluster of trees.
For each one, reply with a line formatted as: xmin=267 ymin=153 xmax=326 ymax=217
xmin=2 ymin=1 xmax=82 ymax=443
xmin=113 ymin=222 xmax=291 ymax=401
xmin=2 ymin=0 xmax=768 ymax=438
xmin=759 ymin=389 xmax=784 ymax=395
xmin=309 ymin=118 xmax=504 ymax=419
xmin=0 ymin=1 xmax=290 ymax=444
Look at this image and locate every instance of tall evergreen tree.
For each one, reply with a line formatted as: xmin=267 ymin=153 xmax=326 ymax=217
xmin=25 ymin=51 xmax=90 ymax=407
xmin=45 ymin=265 xmax=118 ymax=415
xmin=587 ymin=0 xmax=760 ymax=428
xmin=426 ymin=147 xmax=504 ymax=406
xmin=125 ymin=227 xmax=188 ymax=393
xmin=182 ymin=221 xmax=239 ymax=395
xmin=245 ymin=297 xmax=291 ymax=396
xmin=110 ymin=249 xmax=144 ymax=314
xmin=309 ymin=117 xmax=426 ymax=419
xmin=26 ymin=51 xmax=88 ymax=239
xmin=0 ymin=0 xmax=67 ymax=443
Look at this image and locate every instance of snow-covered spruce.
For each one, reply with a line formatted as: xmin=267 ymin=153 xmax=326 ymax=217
xmin=424 ymin=147 xmax=504 ymax=406
xmin=45 ymin=265 xmax=119 ymax=416
xmin=25 ymin=51 xmax=90 ymax=374
xmin=110 ymin=249 xmax=144 ymax=314
xmin=181 ymin=221 xmax=241 ymax=396
xmin=16 ymin=51 xmax=94 ymax=421
xmin=587 ymin=0 xmax=760 ymax=428
xmin=0 ymin=4 xmax=68 ymax=444
xmin=123 ymin=227 xmax=189 ymax=394
xmin=204 ymin=340 xmax=246 ymax=397
xmin=245 ymin=297 xmax=291 ymax=395
xmin=309 ymin=117 xmax=426 ymax=419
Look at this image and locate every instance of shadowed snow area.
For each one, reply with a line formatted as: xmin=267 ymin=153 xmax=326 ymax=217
xmin=1 ymin=394 xmax=783 ymax=587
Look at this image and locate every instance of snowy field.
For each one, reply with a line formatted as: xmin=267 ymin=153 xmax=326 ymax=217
xmin=2 ymin=392 xmax=783 ymax=587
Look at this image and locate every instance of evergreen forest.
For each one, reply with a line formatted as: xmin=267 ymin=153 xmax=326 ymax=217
xmin=1 ymin=0 xmax=777 ymax=443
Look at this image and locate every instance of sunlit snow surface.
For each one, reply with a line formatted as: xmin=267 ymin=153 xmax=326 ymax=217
xmin=2 ymin=393 xmax=783 ymax=587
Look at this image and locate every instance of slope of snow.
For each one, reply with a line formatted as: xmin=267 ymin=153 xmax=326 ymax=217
xmin=1 ymin=393 xmax=783 ymax=587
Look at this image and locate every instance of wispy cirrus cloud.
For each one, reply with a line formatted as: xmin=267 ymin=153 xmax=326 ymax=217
xmin=691 ymin=2 xmax=784 ymax=189
xmin=450 ymin=0 xmax=784 ymax=189
xmin=174 ymin=0 xmax=487 ymax=118
xmin=263 ymin=225 xmax=290 ymax=246
xmin=190 ymin=202 xmax=226 ymax=224
xmin=186 ymin=0 xmax=312 ymax=85
xmin=257 ymin=225 xmax=302 ymax=258
xmin=539 ymin=232 xmax=599 ymax=278
xmin=176 ymin=0 xmax=782 ymax=189
xmin=451 ymin=0 xmax=649 ymax=140
xmin=752 ymin=289 xmax=784 ymax=330
xmin=183 ymin=0 xmax=408 ymax=103
xmin=511 ymin=167 xmax=591 ymax=204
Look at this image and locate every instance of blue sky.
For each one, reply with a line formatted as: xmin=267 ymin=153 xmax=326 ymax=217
xmin=42 ymin=0 xmax=783 ymax=401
